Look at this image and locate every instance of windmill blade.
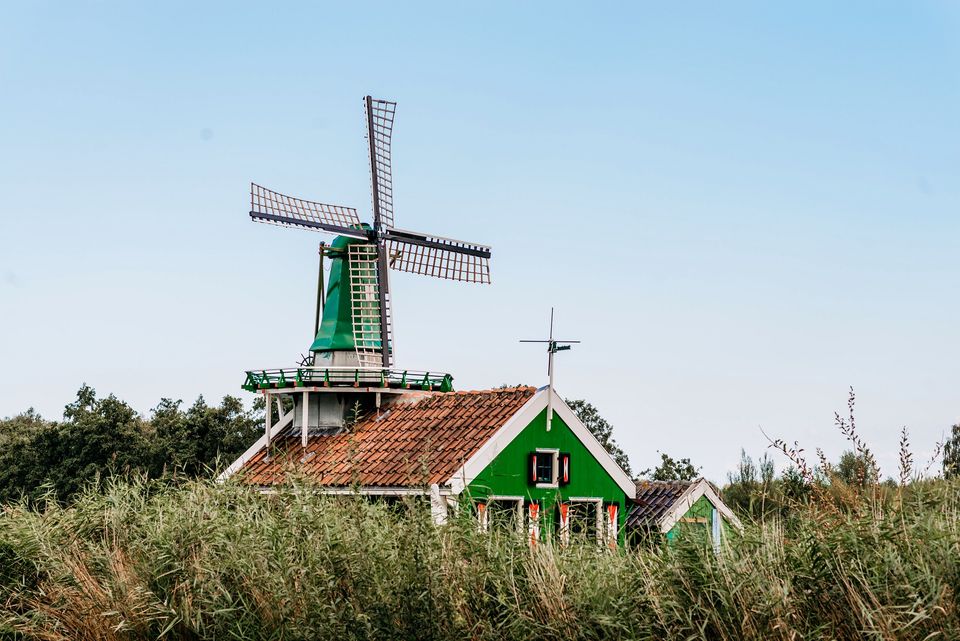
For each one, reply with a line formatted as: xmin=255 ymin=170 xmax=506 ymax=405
xmin=250 ymin=183 xmax=367 ymax=239
xmin=365 ymin=97 xmax=396 ymax=230
xmin=382 ymin=228 xmax=491 ymax=284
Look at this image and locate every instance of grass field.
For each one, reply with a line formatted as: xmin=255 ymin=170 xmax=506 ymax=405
xmin=1 ymin=475 xmax=958 ymax=641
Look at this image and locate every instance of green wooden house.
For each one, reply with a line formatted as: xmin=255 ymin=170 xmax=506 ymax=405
xmin=222 ymin=385 xmax=637 ymax=545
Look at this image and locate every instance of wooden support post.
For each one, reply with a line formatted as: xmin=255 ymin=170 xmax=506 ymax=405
xmin=302 ymin=391 xmax=310 ymax=448
xmin=264 ymin=391 xmax=272 ymax=451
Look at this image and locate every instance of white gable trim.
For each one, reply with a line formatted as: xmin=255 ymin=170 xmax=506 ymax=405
xmin=216 ymin=409 xmax=295 ymax=483
xmin=656 ymin=478 xmax=743 ymax=534
xmin=550 ymin=391 xmax=635 ymax=497
xmin=446 ymin=388 xmax=636 ymax=498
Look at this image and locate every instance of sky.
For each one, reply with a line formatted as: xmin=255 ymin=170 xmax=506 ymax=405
xmin=1 ymin=2 xmax=958 ymax=482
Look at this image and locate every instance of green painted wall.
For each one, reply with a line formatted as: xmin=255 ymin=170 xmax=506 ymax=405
xmin=466 ymin=406 xmax=630 ymax=543
xmin=664 ymin=495 xmax=732 ymax=543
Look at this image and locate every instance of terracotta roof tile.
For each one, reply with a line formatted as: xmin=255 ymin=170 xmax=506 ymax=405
xmin=238 ymin=386 xmax=536 ymax=488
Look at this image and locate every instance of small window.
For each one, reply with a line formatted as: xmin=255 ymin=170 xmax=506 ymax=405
xmin=530 ymin=450 xmax=559 ymax=486
xmin=476 ymin=497 xmax=524 ymax=534
xmin=557 ymin=499 xmax=604 ymax=545
xmin=568 ymin=502 xmax=599 ymax=540
xmin=535 ymin=455 xmax=554 ymax=483
xmin=487 ymin=499 xmax=522 ymax=532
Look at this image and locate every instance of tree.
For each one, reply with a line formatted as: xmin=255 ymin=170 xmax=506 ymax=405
xmin=641 ymin=452 xmax=699 ymax=482
xmin=943 ymin=424 xmax=960 ymax=479
xmin=148 ymin=395 xmax=261 ymax=477
xmin=722 ymin=450 xmax=793 ymax=518
xmin=833 ymin=450 xmax=877 ymax=487
xmin=564 ymin=399 xmax=632 ymax=476
xmin=0 ymin=385 xmax=150 ymax=503
xmin=0 ymin=385 xmax=264 ymax=504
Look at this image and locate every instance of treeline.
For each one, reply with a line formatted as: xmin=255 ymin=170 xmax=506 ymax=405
xmin=2 ymin=385 xmax=957 ymax=517
xmin=0 ymin=385 xmax=262 ymax=504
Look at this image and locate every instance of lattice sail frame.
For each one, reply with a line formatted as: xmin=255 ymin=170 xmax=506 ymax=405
xmin=386 ymin=233 xmax=492 ymax=284
xmin=366 ymin=98 xmax=396 ymax=229
xmin=250 ymin=183 xmax=361 ymax=230
xmin=347 ymin=243 xmax=392 ymax=368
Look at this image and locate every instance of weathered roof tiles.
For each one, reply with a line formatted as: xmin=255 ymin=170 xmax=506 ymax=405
xmin=626 ymin=480 xmax=695 ymax=529
xmin=238 ymin=386 xmax=537 ymax=488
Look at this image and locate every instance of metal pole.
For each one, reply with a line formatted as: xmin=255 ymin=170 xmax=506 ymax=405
xmin=302 ymin=391 xmax=310 ymax=448
xmin=546 ymin=308 xmax=554 ymax=432
xmin=376 ymin=249 xmax=391 ymax=368
xmin=264 ymin=391 xmax=272 ymax=452
xmin=314 ymin=242 xmax=325 ymax=339
xmin=519 ymin=308 xmax=578 ymax=433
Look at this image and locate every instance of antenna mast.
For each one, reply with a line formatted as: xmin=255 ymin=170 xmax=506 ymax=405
xmin=520 ymin=308 xmax=580 ymax=431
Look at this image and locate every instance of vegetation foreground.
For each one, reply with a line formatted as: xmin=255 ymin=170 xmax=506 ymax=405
xmin=1 ymin=477 xmax=959 ymax=641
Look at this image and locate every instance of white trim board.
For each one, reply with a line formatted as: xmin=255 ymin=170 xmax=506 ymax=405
xmin=446 ymin=388 xmax=636 ymax=498
xmin=656 ymin=478 xmax=743 ymax=534
xmin=216 ymin=407 xmax=294 ymax=483
xmin=254 ymin=485 xmax=449 ymax=497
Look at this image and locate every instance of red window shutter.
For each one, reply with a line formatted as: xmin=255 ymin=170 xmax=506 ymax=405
xmin=559 ymin=453 xmax=571 ymax=485
xmin=528 ymin=452 xmax=538 ymax=485
xmin=558 ymin=502 xmax=570 ymax=545
xmin=606 ymin=503 xmax=619 ymax=546
xmin=527 ymin=501 xmax=540 ymax=546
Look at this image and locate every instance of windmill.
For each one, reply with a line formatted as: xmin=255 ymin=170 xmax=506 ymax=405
xmin=249 ymin=96 xmax=492 ymax=370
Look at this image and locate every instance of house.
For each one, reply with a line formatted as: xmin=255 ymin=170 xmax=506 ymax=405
xmin=221 ymin=384 xmax=637 ymax=545
xmin=627 ymin=478 xmax=742 ymax=548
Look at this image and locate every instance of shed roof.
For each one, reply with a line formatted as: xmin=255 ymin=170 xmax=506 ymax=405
xmin=237 ymin=386 xmax=537 ymax=488
xmin=626 ymin=480 xmax=694 ymax=529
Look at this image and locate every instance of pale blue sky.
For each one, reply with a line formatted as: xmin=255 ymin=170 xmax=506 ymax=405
xmin=1 ymin=2 xmax=958 ymax=481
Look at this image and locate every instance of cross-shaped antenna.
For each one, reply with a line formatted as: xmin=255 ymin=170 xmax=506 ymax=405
xmin=520 ymin=308 xmax=580 ymax=432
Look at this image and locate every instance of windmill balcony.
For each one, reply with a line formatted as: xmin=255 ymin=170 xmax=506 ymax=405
xmin=242 ymin=367 xmax=454 ymax=393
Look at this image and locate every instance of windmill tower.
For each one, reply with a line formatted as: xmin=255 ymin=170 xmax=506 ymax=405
xmin=243 ymin=97 xmax=492 ymax=442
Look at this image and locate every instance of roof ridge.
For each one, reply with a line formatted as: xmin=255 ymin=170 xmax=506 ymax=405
xmin=455 ymin=385 xmax=537 ymax=394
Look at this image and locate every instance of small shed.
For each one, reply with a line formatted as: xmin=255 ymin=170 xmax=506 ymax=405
xmin=626 ymin=478 xmax=742 ymax=548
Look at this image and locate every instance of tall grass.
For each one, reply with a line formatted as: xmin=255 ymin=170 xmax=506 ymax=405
xmin=1 ymin=475 xmax=959 ymax=640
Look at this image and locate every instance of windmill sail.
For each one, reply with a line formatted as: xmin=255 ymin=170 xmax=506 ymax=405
xmin=250 ymin=183 xmax=365 ymax=238
xmin=384 ymin=229 xmax=491 ymax=284
xmin=366 ymin=97 xmax=396 ymax=230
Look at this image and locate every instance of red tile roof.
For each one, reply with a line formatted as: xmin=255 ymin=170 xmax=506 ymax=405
xmin=238 ymin=386 xmax=537 ymax=488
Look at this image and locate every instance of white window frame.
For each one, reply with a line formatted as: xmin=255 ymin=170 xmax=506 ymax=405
xmin=534 ymin=448 xmax=560 ymax=488
xmin=561 ymin=497 xmax=604 ymax=545
xmin=481 ymin=495 xmax=525 ymax=534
